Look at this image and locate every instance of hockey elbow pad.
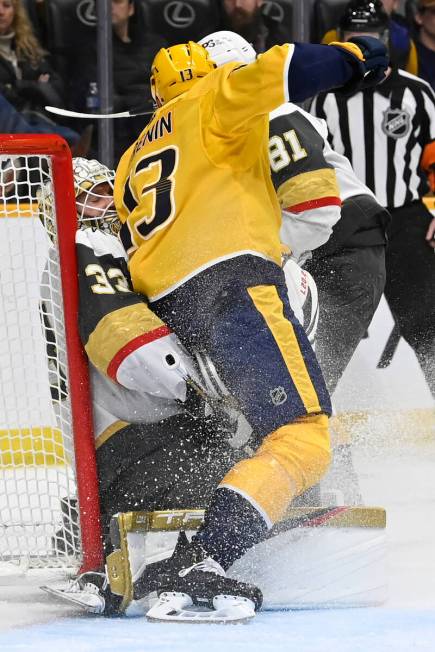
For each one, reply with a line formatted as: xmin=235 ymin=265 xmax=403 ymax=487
xmin=330 ymin=36 xmax=389 ymax=94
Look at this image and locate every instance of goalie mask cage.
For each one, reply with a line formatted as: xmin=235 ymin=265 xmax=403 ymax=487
xmin=0 ymin=134 xmax=103 ymax=573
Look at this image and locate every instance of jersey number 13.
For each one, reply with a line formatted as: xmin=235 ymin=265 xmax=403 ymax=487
xmin=120 ymin=146 xmax=179 ymax=255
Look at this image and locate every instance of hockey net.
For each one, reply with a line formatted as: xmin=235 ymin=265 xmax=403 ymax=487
xmin=0 ymin=135 xmax=102 ymax=574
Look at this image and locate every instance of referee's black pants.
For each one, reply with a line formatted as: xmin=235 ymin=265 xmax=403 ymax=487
xmin=384 ymin=201 xmax=435 ymax=398
xmin=305 ymin=245 xmax=386 ymax=395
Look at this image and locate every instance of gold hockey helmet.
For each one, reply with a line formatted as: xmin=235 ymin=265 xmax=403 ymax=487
xmin=150 ymin=41 xmax=216 ymax=105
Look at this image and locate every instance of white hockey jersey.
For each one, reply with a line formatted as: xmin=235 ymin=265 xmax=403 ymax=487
xmin=269 ymin=102 xmax=376 ymax=264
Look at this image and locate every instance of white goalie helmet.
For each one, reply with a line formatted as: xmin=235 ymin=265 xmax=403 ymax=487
xmin=38 ymin=157 xmax=119 ymax=238
xmin=198 ymin=31 xmax=256 ymax=67
xmin=72 ymin=157 xmax=119 ymax=235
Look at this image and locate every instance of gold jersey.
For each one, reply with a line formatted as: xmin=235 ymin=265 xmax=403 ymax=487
xmin=114 ymin=44 xmax=294 ymax=300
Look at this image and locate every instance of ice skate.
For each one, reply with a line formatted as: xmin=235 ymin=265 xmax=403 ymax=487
xmin=135 ymin=532 xmax=262 ymax=624
xmin=41 ymin=571 xmax=122 ymax=616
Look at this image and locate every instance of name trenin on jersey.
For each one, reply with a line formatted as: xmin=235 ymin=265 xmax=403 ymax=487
xmin=133 ymin=112 xmax=173 ymax=155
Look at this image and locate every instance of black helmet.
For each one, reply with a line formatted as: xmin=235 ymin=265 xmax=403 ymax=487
xmin=339 ymin=0 xmax=389 ymax=39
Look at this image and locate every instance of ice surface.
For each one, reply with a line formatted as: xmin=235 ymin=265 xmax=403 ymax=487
xmin=1 ymin=609 xmax=435 ymax=652
xmin=0 ymin=609 xmax=435 ymax=652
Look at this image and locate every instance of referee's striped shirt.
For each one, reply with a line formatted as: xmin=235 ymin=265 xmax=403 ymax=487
xmin=311 ymin=69 xmax=435 ymax=209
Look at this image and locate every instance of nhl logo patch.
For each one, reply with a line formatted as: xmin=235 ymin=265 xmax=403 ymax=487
xmin=381 ymin=108 xmax=411 ymax=139
xmin=270 ymin=386 xmax=287 ymax=406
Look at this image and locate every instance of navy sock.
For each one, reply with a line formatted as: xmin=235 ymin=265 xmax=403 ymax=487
xmin=193 ymin=487 xmax=268 ymax=570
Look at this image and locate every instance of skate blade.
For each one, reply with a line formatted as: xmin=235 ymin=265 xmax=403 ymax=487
xmin=40 ymin=584 xmax=105 ymax=614
xmin=146 ymin=592 xmax=255 ymax=624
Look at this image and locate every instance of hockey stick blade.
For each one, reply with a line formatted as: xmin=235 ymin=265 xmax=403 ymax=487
xmin=45 ymin=106 xmax=154 ymax=119
xmin=377 ymin=323 xmax=401 ymax=368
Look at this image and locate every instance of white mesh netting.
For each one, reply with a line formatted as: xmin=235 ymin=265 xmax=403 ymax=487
xmin=0 ymin=153 xmax=81 ymax=570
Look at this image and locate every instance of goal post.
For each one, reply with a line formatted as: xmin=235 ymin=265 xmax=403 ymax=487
xmin=0 ymin=134 xmax=103 ymax=573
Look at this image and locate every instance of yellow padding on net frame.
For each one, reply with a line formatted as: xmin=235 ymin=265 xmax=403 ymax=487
xmin=0 ymin=427 xmax=66 ymax=468
xmin=0 ymin=202 xmax=37 ymax=218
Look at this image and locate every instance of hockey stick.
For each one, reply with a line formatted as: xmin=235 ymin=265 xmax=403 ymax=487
xmin=44 ymin=106 xmax=154 ymax=119
xmin=376 ymin=322 xmax=401 ymax=368
xmin=269 ymin=506 xmax=348 ymax=537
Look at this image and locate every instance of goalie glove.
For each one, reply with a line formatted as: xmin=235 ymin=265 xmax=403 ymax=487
xmin=330 ymin=36 xmax=389 ymax=94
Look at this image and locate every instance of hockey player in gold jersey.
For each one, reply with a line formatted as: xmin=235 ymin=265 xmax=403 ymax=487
xmin=113 ymin=38 xmax=389 ymax=622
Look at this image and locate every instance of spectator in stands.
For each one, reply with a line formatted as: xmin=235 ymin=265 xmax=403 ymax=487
xmin=0 ymin=0 xmax=80 ymax=146
xmin=381 ymin=0 xmax=405 ymax=21
xmin=321 ymin=0 xmax=418 ymax=73
xmin=111 ymin=0 xmax=166 ymax=112
xmin=414 ymin=0 xmax=435 ymax=89
xmin=380 ymin=0 xmax=417 ymax=65
xmin=217 ymin=0 xmax=290 ymax=52
xmin=0 ymin=89 xmax=91 ymax=156
xmin=0 ymin=87 xmax=41 ymax=132
xmin=72 ymin=0 xmax=166 ymax=161
xmin=32 ymin=0 xmax=47 ymax=43
xmin=376 ymin=0 xmax=418 ymax=70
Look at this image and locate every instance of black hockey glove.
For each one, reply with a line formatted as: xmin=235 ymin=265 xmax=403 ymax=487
xmin=348 ymin=36 xmax=389 ymax=86
xmin=330 ymin=36 xmax=389 ymax=95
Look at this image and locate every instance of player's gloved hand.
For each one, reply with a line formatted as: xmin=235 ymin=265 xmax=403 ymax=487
xmin=348 ymin=36 xmax=389 ymax=85
xmin=329 ymin=36 xmax=389 ymax=94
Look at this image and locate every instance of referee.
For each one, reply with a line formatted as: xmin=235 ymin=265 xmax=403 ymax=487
xmin=311 ymin=0 xmax=435 ymax=399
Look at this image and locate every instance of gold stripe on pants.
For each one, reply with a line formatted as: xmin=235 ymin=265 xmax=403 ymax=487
xmin=247 ymin=285 xmax=321 ymax=413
